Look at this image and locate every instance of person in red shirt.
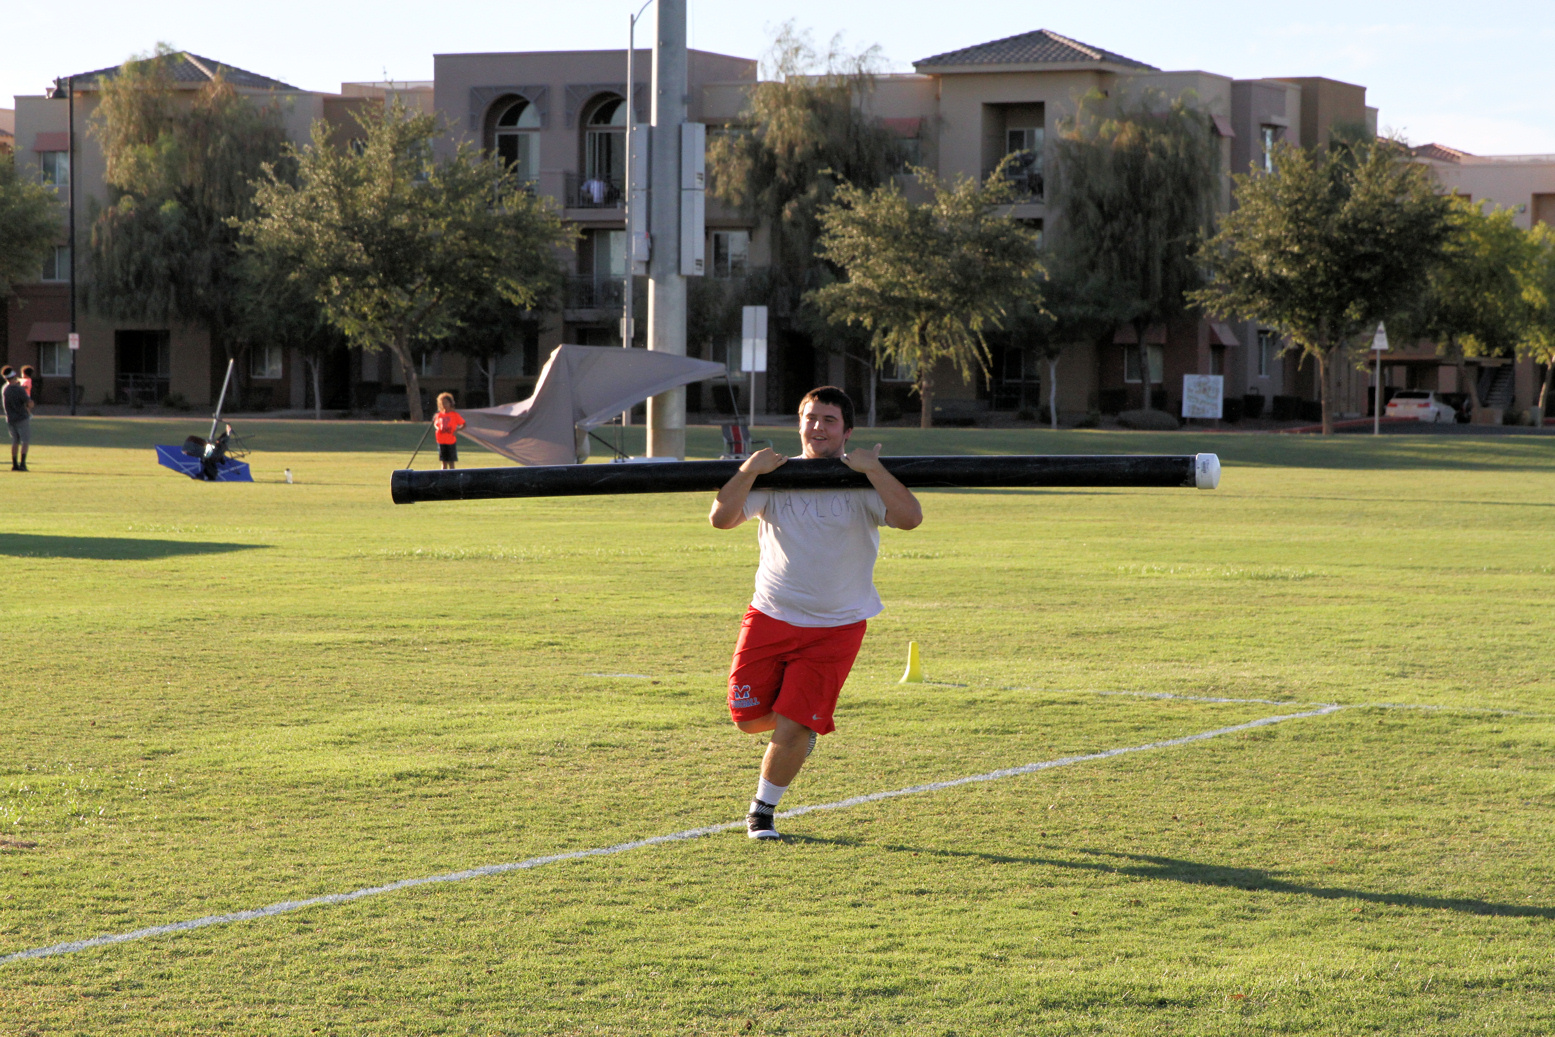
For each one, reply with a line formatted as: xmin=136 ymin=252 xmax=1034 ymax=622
xmin=19 ymin=366 xmax=36 ymax=398
xmin=432 ymin=392 xmax=466 ymax=469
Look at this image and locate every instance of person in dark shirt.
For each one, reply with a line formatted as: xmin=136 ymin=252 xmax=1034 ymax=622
xmin=3 ymin=367 xmax=35 ymax=471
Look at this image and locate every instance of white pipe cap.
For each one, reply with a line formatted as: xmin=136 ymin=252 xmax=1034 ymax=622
xmin=1195 ymin=453 xmax=1221 ymax=490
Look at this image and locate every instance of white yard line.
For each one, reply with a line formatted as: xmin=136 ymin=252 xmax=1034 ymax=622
xmin=1036 ymin=688 xmax=1549 ymax=719
xmin=1 ymin=705 xmax=1341 ymax=967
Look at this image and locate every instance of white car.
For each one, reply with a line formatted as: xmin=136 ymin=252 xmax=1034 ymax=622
xmin=1384 ymin=390 xmax=1457 ymax=423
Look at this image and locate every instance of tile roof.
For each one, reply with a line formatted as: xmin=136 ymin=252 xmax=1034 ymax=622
xmin=1412 ymin=143 xmax=1474 ymax=163
xmin=916 ymin=29 xmax=1157 ymax=72
xmin=60 ymin=52 xmax=298 ymax=92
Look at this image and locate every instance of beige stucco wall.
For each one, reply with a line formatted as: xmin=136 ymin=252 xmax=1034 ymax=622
xmin=1420 ymin=157 xmax=1555 ymax=230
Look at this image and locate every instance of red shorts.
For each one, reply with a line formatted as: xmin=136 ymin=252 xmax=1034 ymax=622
xmin=726 ymin=607 xmax=867 ymax=735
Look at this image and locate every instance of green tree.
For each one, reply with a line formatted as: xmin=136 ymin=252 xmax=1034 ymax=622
xmin=1519 ymin=225 xmax=1555 ymax=424
xmin=232 ymin=247 xmax=343 ymax=419
xmin=240 ymin=102 xmax=572 ymax=422
xmin=443 ymin=295 xmax=542 ymax=408
xmin=1051 ymin=89 xmax=1221 ymax=411
xmin=1193 ymin=139 xmax=1451 ymax=434
xmin=1398 ymin=198 xmax=1538 ymax=416
xmin=809 ymin=169 xmax=1044 ymax=428
xmin=0 ymin=152 xmax=64 ymax=297
xmin=706 ymin=23 xmax=903 ymax=393
xmin=1002 ymin=259 xmax=1116 ymax=428
xmin=87 ymin=47 xmax=289 ymax=394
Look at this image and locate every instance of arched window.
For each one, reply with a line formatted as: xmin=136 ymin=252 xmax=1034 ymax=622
xmin=583 ymin=95 xmax=626 ymax=186
xmin=493 ymin=98 xmax=540 ymax=182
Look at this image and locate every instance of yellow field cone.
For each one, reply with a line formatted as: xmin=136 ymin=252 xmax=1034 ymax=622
xmin=899 ymin=641 xmax=923 ymax=683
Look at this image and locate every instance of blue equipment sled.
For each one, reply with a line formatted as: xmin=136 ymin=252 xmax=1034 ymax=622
xmin=155 ymin=357 xmax=253 ymax=482
xmin=155 ymin=443 xmax=252 ymax=482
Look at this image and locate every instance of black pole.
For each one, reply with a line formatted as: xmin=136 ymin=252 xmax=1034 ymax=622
xmin=67 ymin=75 xmax=77 ymax=416
xmin=391 ymin=453 xmax=1221 ymax=504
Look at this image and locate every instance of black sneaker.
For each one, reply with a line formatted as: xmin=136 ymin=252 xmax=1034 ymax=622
xmin=16 ymin=463 xmax=26 ymax=472
xmin=746 ymin=801 xmax=780 ymax=840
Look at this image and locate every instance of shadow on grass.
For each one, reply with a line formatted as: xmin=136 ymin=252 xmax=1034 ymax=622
xmin=877 ymin=843 xmax=1554 ymax=919
xmin=0 ymin=533 xmax=268 ymax=560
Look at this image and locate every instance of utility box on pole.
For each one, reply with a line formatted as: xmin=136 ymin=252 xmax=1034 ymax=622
xmin=680 ymin=122 xmax=705 ymax=277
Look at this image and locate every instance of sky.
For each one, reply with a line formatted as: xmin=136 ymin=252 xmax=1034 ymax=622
xmin=5 ymin=0 xmax=1552 ymax=156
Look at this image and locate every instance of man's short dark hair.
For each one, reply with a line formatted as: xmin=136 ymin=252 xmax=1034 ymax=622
xmin=798 ymin=386 xmax=855 ymax=430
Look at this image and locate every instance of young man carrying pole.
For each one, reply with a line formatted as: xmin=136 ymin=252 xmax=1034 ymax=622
xmin=709 ymin=386 xmax=923 ymax=839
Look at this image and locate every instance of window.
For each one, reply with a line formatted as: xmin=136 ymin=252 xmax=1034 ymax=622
xmin=587 ymin=229 xmax=627 ymax=280
xmin=41 ymin=246 xmax=70 ymax=282
xmin=1257 ymin=329 xmax=1279 ymax=378
xmin=711 ymin=230 xmax=750 ymax=278
xmin=1002 ymin=128 xmax=1043 ymax=197
xmin=493 ymin=98 xmax=540 ymax=182
xmin=1209 ymin=345 xmax=1225 ymax=376
xmin=881 ymin=358 xmax=918 ymax=383
xmin=250 ymin=344 xmax=283 ymax=379
xmin=38 ymin=342 xmax=71 ymax=377
xmin=712 ymin=336 xmax=746 ymax=379
xmin=584 ymin=97 xmax=626 ymax=184
xmin=1124 ymin=344 xmax=1163 ymax=384
xmin=1259 ymin=126 xmax=1279 ymax=172
xmin=39 ymin=151 xmax=70 ymax=190
xmin=417 ymin=351 xmax=442 ymax=377
xmin=895 ymin=137 xmax=922 ymax=173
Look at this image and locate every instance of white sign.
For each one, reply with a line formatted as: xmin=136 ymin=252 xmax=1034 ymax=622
xmin=1182 ymin=374 xmax=1224 ymax=419
xmin=1371 ymin=322 xmax=1390 ymax=352
xmin=741 ymin=306 xmax=768 ymax=373
xmin=68 ymin=332 xmax=80 ymax=350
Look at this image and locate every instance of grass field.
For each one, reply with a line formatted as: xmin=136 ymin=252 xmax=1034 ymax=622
xmin=2 ymin=418 xmax=1552 ymax=1036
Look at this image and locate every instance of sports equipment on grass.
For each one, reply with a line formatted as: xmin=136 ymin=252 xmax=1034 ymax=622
xmin=391 ymin=453 xmax=1221 ymax=503
xmin=900 ymin=641 xmax=923 ymax=684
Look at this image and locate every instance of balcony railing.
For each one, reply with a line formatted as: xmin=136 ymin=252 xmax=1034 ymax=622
xmin=563 ymin=172 xmax=624 ymax=209
xmin=117 ymin=373 xmax=170 ymax=405
xmin=566 ymin=276 xmax=625 ymax=310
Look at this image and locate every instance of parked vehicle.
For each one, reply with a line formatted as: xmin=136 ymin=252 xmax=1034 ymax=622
xmin=1384 ymin=390 xmax=1457 ymax=423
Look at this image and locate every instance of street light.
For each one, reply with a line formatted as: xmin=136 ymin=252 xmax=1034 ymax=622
xmin=48 ymin=76 xmax=78 ymax=415
xmin=620 ymin=0 xmax=654 ymax=431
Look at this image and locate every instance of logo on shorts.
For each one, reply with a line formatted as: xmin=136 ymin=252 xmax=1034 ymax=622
xmin=729 ymin=682 xmax=761 ymax=709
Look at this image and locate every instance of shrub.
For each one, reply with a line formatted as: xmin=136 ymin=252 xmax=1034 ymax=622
xmin=1117 ymin=408 xmax=1180 ymax=431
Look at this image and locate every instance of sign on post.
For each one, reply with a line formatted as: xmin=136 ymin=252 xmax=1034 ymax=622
xmin=741 ymin=306 xmax=768 ymax=373
xmin=741 ymin=306 xmax=768 ymax=430
xmin=68 ymin=333 xmax=80 ymax=350
xmin=1181 ymin=374 xmax=1224 ymax=420
xmin=1372 ymin=322 xmax=1390 ymax=434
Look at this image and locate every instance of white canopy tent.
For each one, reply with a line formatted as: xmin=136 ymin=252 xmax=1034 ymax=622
xmin=458 ymin=345 xmax=728 ymax=465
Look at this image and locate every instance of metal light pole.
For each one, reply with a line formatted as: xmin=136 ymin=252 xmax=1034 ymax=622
xmin=621 ymin=0 xmax=653 ymax=431
xmin=64 ymin=76 xmax=78 ymax=415
xmin=646 ymin=0 xmax=688 ymax=458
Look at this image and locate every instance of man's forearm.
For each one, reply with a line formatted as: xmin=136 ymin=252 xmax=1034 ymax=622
xmin=709 ymin=468 xmax=759 ymax=528
xmin=864 ymin=467 xmax=923 ymax=530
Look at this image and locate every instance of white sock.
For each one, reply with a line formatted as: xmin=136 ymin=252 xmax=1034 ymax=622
xmin=753 ymin=777 xmax=788 ymax=810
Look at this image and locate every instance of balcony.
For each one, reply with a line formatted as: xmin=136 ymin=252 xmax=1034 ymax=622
xmin=566 ymin=276 xmax=625 ymax=312
xmin=985 ymin=154 xmax=1044 ymax=202
xmin=563 ymin=172 xmax=624 ymax=210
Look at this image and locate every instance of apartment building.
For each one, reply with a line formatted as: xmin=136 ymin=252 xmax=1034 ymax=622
xmin=419 ymin=48 xmax=758 ymax=413
xmin=22 ymin=32 xmax=1518 ymax=425
xmin=1406 ymin=144 xmax=1555 ymax=420
xmin=4 ymin=53 xmax=384 ymax=409
xmin=854 ymin=29 xmax=1379 ymax=422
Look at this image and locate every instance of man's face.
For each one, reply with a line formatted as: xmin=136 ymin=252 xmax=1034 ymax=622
xmin=799 ymin=401 xmax=851 ymax=459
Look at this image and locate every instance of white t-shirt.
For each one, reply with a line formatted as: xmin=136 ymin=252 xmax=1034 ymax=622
xmin=742 ymin=487 xmax=891 ymax=627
